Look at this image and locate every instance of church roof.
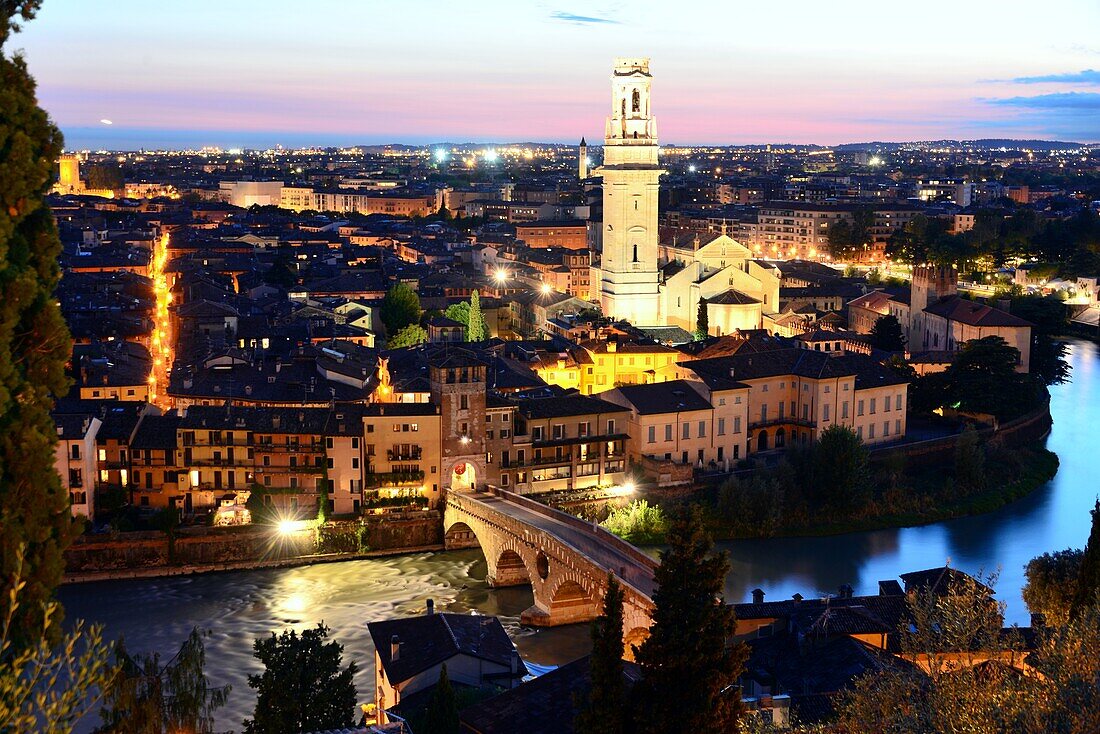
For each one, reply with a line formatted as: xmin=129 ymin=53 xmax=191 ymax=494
xmin=707 ymin=288 xmax=760 ymax=306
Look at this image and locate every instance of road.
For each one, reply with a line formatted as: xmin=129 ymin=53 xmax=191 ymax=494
xmin=475 ymin=494 xmax=657 ymax=598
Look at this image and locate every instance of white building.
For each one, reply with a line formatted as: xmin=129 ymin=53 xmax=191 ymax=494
xmin=54 ymin=413 xmax=102 ymax=518
xmin=595 ymin=57 xmax=664 ymax=325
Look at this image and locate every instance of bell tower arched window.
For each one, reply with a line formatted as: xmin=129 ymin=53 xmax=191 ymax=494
xmin=632 ymin=89 xmax=641 ymax=113
xmin=632 ymin=244 xmax=638 ymax=262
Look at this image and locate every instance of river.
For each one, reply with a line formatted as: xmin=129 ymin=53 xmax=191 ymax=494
xmin=59 ymin=339 xmax=1099 ymax=732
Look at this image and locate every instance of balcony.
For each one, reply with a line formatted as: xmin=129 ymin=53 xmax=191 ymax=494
xmin=386 ymin=447 xmax=423 ymax=461
xmin=365 ymin=470 xmax=425 ymax=489
xmin=254 ymin=442 xmax=325 ymax=453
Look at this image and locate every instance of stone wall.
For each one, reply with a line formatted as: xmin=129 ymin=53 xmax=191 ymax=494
xmin=64 ymin=512 xmax=442 ymax=575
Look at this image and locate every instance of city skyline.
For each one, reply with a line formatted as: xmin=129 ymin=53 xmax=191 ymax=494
xmin=16 ymin=0 xmax=1100 ymax=150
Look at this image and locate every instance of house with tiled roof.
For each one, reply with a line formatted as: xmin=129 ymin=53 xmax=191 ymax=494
xmin=368 ymin=609 xmax=526 ymax=727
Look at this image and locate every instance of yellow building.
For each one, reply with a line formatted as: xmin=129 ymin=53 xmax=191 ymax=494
xmin=573 ymin=338 xmax=680 ymax=394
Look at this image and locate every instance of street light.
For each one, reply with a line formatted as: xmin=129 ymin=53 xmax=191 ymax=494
xmin=494 ymin=268 xmax=509 ymax=284
xmin=540 ymin=283 xmax=552 ymax=295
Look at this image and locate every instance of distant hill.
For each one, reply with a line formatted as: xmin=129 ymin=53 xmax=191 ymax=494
xmin=835 ymin=139 xmax=1087 ymax=151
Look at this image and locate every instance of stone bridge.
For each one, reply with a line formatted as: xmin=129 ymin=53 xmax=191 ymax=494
xmin=444 ymin=487 xmax=656 ymax=649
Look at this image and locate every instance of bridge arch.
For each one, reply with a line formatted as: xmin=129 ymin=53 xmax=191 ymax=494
xmin=493 ymin=548 xmax=531 ymax=587
xmin=549 ymin=579 xmax=599 ymax=621
xmin=624 ymin=626 xmax=650 ymax=659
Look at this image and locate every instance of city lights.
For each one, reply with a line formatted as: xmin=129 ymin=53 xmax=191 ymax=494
xmin=540 ymin=283 xmax=552 ymax=295
xmin=483 ymin=148 xmax=498 ymax=162
xmin=433 ymin=148 xmax=448 ymax=163
xmin=148 ymin=232 xmax=173 ymax=408
xmin=493 ymin=267 xmax=509 ymax=283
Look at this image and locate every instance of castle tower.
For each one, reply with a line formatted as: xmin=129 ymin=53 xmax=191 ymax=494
xmin=910 ymin=264 xmax=958 ymax=350
xmin=57 ymin=154 xmax=83 ymax=194
xmin=596 ymin=57 xmax=664 ymax=326
xmin=578 ymin=137 xmax=589 ymax=180
xmin=428 ymin=349 xmax=488 ymax=492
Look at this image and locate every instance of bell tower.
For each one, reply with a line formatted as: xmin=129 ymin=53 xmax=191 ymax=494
xmin=578 ymin=137 xmax=589 ymax=180
xmin=597 ymin=57 xmax=663 ymax=325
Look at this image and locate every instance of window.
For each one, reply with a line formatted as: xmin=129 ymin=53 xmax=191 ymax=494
xmin=682 ymin=423 xmax=690 ymax=440
xmin=868 ymin=424 xmax=875 ymax=439
xmin=367 ymin=424 xmax=375 ymax=433
xmin=98 ymin=449 xmax=107 ymax=461
xmin=553 ymin=424 xmax=565 ymax=439
xmin=460 ymin=395 xmax=469 ymax=410
xmin=648 ymin=426 xmax=656 ymax=443
xmin=733 ymin=417 xmax=742 ymax=434
xmin=717 ymin=418 xmax=726 ymax=436
xmin=698 ymin=421 xmax=706 ymax=438
xmin=532 ymin=426 xmax=544 ymax=441
xmin=760 ymin=404 xmax=768 ymax=422
xmin=665 ymin=424 xmax=673 ymax=441
xmin=895 ymin=394 xmax=903 ymax=411
xmin=501 ymin=429 xmax=510 ymax=439
xmin=607 ymin=419 xmax=616 ymax=434
xmin=870 ymin=398 xmax=877 ymax=414
xmin=884 ymin=421 xmax=890 ymax=437
xmin=895 ymin=419 xmax=902 ymax=434
xmin=579 ymin=421 xmax=590 ymax=437
xmin=824 ymin=385 xmax=831 ymax=394
xmin=842 ymin=401 xmax=849 ymax=419
xmin=857 ymin=400 xmax=865 ymax=416
xmin=823 ymin=405 xmax=830 ymax=422
xmin=71 ymin=444 xmax=81 ymax=460
xmin=352 ymin=457 xmax=359 ymax=469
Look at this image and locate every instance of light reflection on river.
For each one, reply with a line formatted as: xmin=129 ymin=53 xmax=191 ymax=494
xmin=59 ymin=340 xmax=1098 ymax=733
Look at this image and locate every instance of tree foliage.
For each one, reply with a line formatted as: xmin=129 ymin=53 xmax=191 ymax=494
xmin=931 ymin=336 xmax=1037 ymax=418
xmin=387 ymin=323 xmax=428 ymax=349
xmin=95 ymin=628 xmax=229 ymax=734
xmin=82 ymin=164 xmax=123 ymax=191
xmin=632 ymin=508 xmax=747 ymax=733
xmin=1070 ymin=499 xmax=1100 ymax=622
xmin=423 ymin=663 xmax=459 ymax=734
xmin=243 ymin=624 xmax=357 ymax=734
xmin=694 ymin=297 xmax=709 ymax=341
xmin=1023 ymin=548 xmax=1083 ymax=627
xmin=467 ymin=289 xmax=485 ymax=342
xmin=444 ymin=293 xmax=489 ymax=342
xmin=1007 ymin=294 xmax=1070 ymax=386
xmin=838 ymin=569 xmax=1100 ymax=734
xmin=806 ymin=424 xmax=871 ymax=513
xmin=380 ymin=282 xmax=421 ymax=336
xmin=601 ymin=500 xmax=667 ymax=545
xmin=575 ymin=574 xmax=626 ymax=734
xmin=0 ymin=545 xmax=115 ymax=733
xmin=0 ymin=0 xmax=78 ymax=655
xmin=869 ymin=314 xmax=906 ymax=352
xmin=826 ymin=207 xmax=875 ymax=260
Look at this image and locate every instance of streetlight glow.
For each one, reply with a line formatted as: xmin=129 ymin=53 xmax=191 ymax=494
xmin=494 ymin=267 xmax=508 ymax=283
xmin=433 ymin=148 xmax=448 ymax=163
xmin=540 ymin=283 xmax=552 ymax=295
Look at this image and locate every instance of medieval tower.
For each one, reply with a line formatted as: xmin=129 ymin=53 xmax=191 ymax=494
xmin=578 ymin=137 xmax=589 ymax=180
xmin=596 ymin=57 xmax=664 ymax=325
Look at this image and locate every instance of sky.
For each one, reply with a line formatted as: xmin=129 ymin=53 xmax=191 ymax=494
xmin=11 ymin=0 xmax=1100 ymax=150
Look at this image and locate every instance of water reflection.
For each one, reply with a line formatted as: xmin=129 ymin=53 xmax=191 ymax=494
xmin=59 ymin=340 xmax=1098 ymax=732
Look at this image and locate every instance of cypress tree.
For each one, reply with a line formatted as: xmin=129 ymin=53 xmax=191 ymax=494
xmin=694 ymin=297 xmax=709 ymax=340
xmin=0 ymin=0 xmax=79 ymax=652
xmin=424 ymin=663 xmax=459 ymax=734
xmin=633 ymin=508 xmax=747 ymax=734
xmin=1070 ymin=499 xmax=1100 ymax=621
xmin=575 ymin=574 xmax=626 ymax=734
xmin=467 ymin=290 xmax=484 ymax=342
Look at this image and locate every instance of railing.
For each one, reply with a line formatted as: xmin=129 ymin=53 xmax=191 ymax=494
xmin=387 ymin=448 xmax=423 ymax=461
xmin=364 ymin=470 xmax=425 ymax=489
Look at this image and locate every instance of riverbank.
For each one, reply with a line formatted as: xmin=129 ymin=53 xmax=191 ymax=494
xmin=705 ymin=446 xmax=1060 ymax=541
xmin=62 ymin=543 xmax=446 ymax=584
xmin=63 ymin=510 xmax=443 ymax=583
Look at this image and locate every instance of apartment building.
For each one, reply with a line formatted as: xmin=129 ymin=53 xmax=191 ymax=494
xmin=499 ymin=394 xmax=629 ymax=494
xmin=54 ymin=413 xmax=101 ymax=518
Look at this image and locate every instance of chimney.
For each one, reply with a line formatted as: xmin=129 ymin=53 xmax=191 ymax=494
xmin=425 ymin=599 xmax=435 ymax=615
xmin=751 ymin=588 xmax=765 ymax=604
xmin=390 ymin=635 xmax=401 ymax=661
xmin=791 ymin=593 xmax=803 ymax=605
xmin=838 ymin=584 xmax=853 ymax=599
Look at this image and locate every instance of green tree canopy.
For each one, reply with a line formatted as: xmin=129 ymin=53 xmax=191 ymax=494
xmin=1024 ymin=548 xmax=1084 ymax=627
xmin=243 ymin=624 xmax=357 ymax=734
xmin=575 ymin=574 xmax=626 ymax=734
xmin=826 ymin=207 xmax=875 ymax=260
xmin=387 ymin=324 xmax=428 ymax=349
xmin=937 ymin=336 xmax=1034 ymax=418
xmin=0 ymin=0 xmax=78 ymax=653
xmin=95 ymin=628 xmax=229 ymax=734
xmin=633 ymin=508 xmax=747 ymax=733
xmin=809 ymin=424 xmax=871 ymax=513
xmin=869 ymin=314 xmax=906 ymax=352
xmin=380 ymin=282 xmax=421 ymax=336
xmin=1007 ymin=294 xmax=1070 ymax=386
